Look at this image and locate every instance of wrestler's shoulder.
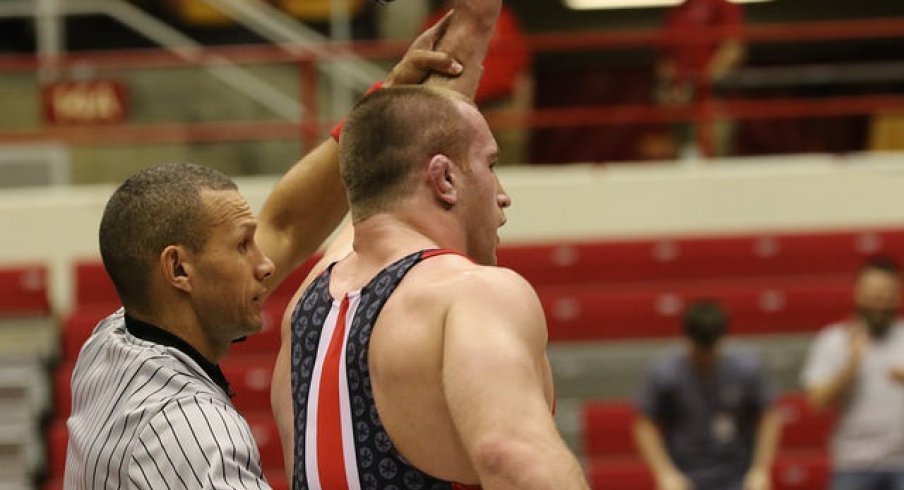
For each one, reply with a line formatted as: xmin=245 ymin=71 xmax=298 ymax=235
xmin=415 ymin=254 xmax=536 ymax=298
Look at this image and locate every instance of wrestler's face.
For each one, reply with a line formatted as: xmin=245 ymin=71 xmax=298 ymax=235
xmin=190 ymin=189 xmax=274 ymax=343
xmin=457 ymin=102 xmax=511 ymax=266
xmin=855 ymin=268 xmax=900 ymax=336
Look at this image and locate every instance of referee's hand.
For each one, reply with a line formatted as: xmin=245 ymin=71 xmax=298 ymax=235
xmin=384 ymin=10 xmax=462 ymax=88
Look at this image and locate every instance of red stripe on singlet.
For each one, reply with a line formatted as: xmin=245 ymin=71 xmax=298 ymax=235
xmin=316 ymin=295 xmax=351 ymax=490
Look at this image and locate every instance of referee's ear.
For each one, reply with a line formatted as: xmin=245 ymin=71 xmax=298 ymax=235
xmin=160 ymin=245 xmax=193 ymax=294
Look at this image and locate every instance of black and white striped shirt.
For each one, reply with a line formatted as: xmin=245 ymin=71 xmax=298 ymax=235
xmin=63 ymin=309 xmax=271 ymax=490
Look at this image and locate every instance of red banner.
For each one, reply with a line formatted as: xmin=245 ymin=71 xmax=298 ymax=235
xmin=42 ymin=80 xmax=128 ymax=125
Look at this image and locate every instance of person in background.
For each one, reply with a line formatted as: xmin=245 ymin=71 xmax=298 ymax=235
xmin=801 ymin=257 xmax=904 ymax=490
xmin=656 ymin=0 xmax=746 ymax=158
xmin=423 ymin=2 xmax=532 ymax=164
xmin=634 ymin=300 xmax=781 ymax=490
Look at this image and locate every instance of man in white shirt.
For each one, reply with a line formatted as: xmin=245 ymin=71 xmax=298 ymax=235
xmin=801 ymin=257 xmax=904 ymax=490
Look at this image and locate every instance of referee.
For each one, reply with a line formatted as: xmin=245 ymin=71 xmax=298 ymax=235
xmin=61 ymin=19 xmax=465 ymax=489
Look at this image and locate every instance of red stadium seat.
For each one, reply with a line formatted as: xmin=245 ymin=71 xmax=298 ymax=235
xmin=61 ymin=306 xmax=110 ymax=360
xmin=46 ymin=420 xmax=67 ymax=477
xmin=42 ymin=479 xmax=62 ymax=490
xmin=772 ymin=452 xmax=832 ymax=490
xmin=582 ymin=399 xmax=639 ymax=459
xmin=269 ymin=256 xmax=320 ymax=306
xmin=73 ymin=260 xmax=118 ymax=308
xmin=245 ymin=410 xmax=285 ymax=473
xmin=267 ymin=471 xmax=289 ymax=490
xmin=229 ymin=300 xmax=287 ymax=356
xmin=498 ymin=228 xmax=904 ymax=288
xmin=54 ymin=362 xmax=74 ymax=419
xmin=582 ymin=395 xmax=834 ymax=490
xmin=587 ymin=457 xmax=654 ymax=490
xmin=221 ymin=354 xmax=276 ymax=412
xmin=0 ymin=263 xmax=50 ymax=316
xmin=542 ymin=276 xmax=852 ymax=341
xmin=587 ymin=453 xmax=831 ymax=490
xmin=777 ymin=393 xmax=837 ymax=450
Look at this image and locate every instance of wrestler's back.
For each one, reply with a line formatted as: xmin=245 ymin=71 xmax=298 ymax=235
xmin=335 ymin=253 xmax=555 ymax=484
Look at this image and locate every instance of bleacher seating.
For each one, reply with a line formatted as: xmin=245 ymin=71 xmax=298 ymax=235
xmin=72 ymin=261 xmax=117 ymax=310
xmin=498 ymin=228 xmax=904 ymax=287
xmin=587 ymin=453 xmax=831 ymax=490
xmin=772 ymin=452 xmax=832 ymax=490
xmin=0 ymin=264 xmax=50 ymax=316
xmin=0 ymin=263 xmax=54 ymax=487
xmin=587 ymin=458 xmax=654 ymax=490
xmin=582 ymin=394 xmax=836 ymax=490
xmin=61 ymin=227 xmax=896 ymax=351
xmin=777 ymin=393 xmax=837 ymax=451
xmin=53 ymin=226 xmax=900 ymax=487
xmin=542 ymin=276 xmax=852 ymax=341
xmin=582 ymin=400 xmax=639 ymax=459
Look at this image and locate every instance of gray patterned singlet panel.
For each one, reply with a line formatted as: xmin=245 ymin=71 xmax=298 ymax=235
xmin=290 ymin=250 xmax=459 ymax=490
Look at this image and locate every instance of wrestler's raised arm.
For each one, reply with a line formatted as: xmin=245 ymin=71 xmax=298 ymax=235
xmin=423 ymin=0 xmax=502 ymax=99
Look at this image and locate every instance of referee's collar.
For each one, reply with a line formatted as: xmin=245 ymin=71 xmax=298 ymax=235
xmin=124 ymin=314 xmax=234 ymax=398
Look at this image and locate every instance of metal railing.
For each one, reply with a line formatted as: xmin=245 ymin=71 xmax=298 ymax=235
xmin=0 ymin=16 xmax=903 ymax=158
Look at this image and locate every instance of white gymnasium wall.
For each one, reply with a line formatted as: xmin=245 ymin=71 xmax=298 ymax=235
xmin=2 ymin=152 xmax=904 ymax=313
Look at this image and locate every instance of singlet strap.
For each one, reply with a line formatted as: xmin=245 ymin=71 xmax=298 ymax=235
xmin=421 ymin=248 xmax=475 ymax=262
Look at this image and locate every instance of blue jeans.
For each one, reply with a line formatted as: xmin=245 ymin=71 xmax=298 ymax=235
xmin=832 ymin=470 xmax=904 ymax=490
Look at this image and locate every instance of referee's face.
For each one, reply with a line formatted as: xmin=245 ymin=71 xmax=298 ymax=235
xmin=191 ymin=189 xmax=275 ymax=342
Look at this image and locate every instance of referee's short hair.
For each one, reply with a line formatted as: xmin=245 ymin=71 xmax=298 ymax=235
xmin=99 ymin=163 xmax=236 ymax=311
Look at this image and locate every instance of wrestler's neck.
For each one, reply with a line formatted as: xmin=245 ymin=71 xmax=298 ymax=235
xmin=352 ymin=205 xmax=467 ymax=263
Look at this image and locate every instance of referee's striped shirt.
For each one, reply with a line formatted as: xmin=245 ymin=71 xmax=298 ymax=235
xmin=63 ymin=309 xmax=272 ymax=490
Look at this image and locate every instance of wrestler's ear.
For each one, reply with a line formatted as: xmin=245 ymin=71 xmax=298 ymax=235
xmin=160 ymin=245 xmax=193 ymax=293
xmin=427 ymin=153 xmax=459 ymax=206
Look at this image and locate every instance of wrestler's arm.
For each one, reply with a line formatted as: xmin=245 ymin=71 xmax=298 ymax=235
xmin=442 ymin=268 xmax=589 ymax=490
xmin=424 ymin=0 xmax=502 ymax=99
xmin=255 ymin=12 xmax=461 ymax=294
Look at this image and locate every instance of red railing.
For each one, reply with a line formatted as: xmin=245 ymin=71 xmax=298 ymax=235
xmin=1 ymin=17 xmax=903 ymax=156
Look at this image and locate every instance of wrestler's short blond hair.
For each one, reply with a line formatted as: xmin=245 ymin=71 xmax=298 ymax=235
xmin=340 ymin=85 xmax=475 ymax=222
